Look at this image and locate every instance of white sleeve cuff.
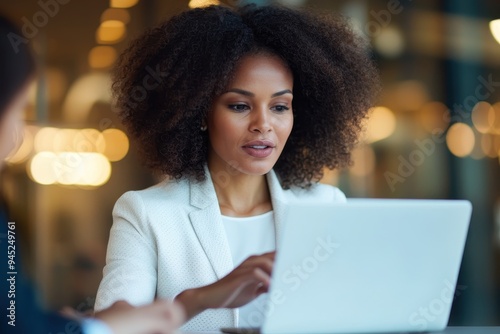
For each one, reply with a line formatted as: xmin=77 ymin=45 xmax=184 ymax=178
xmin=81 ymin=318 xmax=114 ymax=334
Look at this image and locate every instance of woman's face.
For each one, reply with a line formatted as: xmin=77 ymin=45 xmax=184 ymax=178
xmin=207 ymin=53 xmax=294 ymax=176
xmin=0 ymin=82 xmax=31 ymax=166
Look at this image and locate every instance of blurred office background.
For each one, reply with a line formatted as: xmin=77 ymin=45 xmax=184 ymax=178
xmin=1 ymin=0 xmax=499 ymax=325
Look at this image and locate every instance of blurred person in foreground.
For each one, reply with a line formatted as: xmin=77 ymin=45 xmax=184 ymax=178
xmin=0 ymin=15 xmax=185 ymax=334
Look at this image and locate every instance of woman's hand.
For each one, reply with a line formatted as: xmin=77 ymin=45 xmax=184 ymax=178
xmin=94 ymin=299 xmax=185 ymax=334
xmin=175 ymin=251 xmax=275 ymax=321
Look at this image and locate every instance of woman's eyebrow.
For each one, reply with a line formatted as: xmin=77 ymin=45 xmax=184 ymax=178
xmin=224 ymin=88 xmax=293 ymax=97
xmin=271 ymin=89 xmax=293 ymax=97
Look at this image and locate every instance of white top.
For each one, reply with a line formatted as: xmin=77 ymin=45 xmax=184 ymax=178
xmin=222 ymin=211 xmax=276 ymax=327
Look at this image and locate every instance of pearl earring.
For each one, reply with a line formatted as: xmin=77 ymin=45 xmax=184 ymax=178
xmin=200 ymin=125 xmax=207 ymax=131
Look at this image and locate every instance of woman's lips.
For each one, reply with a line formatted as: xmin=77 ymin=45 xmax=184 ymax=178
xmin=242 ymin=146 xmax=274 ymax=158
xmin=242 ymin=140 xmax=275 ymax=158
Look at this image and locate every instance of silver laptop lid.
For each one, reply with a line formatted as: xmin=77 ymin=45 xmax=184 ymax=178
xmin=262 ymin=199 xmax=472 ymax=334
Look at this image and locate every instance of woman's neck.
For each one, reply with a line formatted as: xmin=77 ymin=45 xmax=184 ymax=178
xmin=209 ymin=165 xmax=272 ymax=217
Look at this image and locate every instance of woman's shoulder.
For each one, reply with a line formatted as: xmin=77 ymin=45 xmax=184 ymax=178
xmin=284 ymin=182 xmax=347 ymax=203
xmin=114 ymin=177 xmax=191 ymax=210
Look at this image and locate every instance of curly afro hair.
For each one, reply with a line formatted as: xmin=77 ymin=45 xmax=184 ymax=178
xmin=112 ymin=4 xmax=379 ymax=189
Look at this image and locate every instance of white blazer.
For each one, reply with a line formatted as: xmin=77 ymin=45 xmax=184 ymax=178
xmin=95 ymin=168 xmax=346 ymax=331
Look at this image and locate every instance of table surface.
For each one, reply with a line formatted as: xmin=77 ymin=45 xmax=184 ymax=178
xmin=181 ymin=327 xmax=500 ymax=334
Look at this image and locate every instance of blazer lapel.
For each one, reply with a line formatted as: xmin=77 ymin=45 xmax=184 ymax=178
xmin=188 ymin=168 xmax=288 ymax=274
xmin=188 ymin=169 xmax=234 ymax=280
xmin=266 ymin=170 xmax=288 ymax=248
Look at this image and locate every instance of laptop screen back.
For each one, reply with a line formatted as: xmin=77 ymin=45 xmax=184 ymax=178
xmin=261 ymin=199 xmax=472 ymax=334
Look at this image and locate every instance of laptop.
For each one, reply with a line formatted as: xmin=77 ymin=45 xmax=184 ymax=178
xmin=221 ymin=199 xmax=472 ymax=334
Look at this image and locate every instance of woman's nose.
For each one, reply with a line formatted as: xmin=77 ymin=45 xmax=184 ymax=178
xmin=249 ymin=107 xmax=272 ymax=133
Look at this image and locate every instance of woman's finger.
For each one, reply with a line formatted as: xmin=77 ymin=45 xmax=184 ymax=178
xmin=239 ymin=254 xmax=275 ymax=275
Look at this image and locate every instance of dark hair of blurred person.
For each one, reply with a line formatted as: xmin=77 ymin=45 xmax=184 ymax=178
xmin=0 ymin=14 xmax=184 ymax=334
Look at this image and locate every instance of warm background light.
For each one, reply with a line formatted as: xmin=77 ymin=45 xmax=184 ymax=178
xmin=6 ymin=126 xmax=35 ymax=164
xmin=88 ymin=46 xmax=117 ymax=69
xmin=101 ymin=8 xmax=130 ymax=24
xmin=189 ymin=0 xmax=220 ymax=8
xmin=373 ymin=26 xmax=405 ymax=58
xmin=33 ymin=128 xmax=106 ymax=153
xmin=102 ymin=129 xmax=129 ymax=162
xmin=75 ymin=129 xmax=106 ymax=153
xmin=472 ymin=101 xmax=495 ymax=134
xmin=364 ymin=106 xmax=397 ymax=143
xmin=390 ymin=80 xmax=429 ymax=112
xmin=490 ymin=19 xmax=500 ymax=45
xmin=46 ymin=68 xmax=68 ymax=105
xmin=53 ymin=129 xmax=79 ymax=152
xmin=29 ymin=152 xmax=59 ymax=185
xmin=29 ymin=152 xmax=111 ymax=186
xmin=62 ymin=73 xmax=112 ymax=123
xmin=493 ymin=102 xmax=500 ymax=134
xmin=11 ymin=126 xmax=128 ymax=188
xmin=34 ymin=127 xmax=59 ymax=152
xmin=417 ymin=101 xmax=450 ymax=133
xmin=349 ymin=145 xmax=376 ymax=177
xmin=481 ymin=134 xmax=498 ymax=158
xmin=446 ymin=123 xmax=475 ymax=157
xmin=4 ymin=124 xmax=22 ymax=162
xmin=97 ymin=20 xmax=126 ymax=44
xmin=110 ymin=0 xmax=139 ymax=9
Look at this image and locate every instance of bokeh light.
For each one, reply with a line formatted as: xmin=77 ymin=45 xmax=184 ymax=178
xmin=53 ymin=129 xmax=79 ymax=152
xmin=189 ymin=0 xmax=220 ymax=8
xmin=490 ymin=19 xmax=500 ymax=45
xmin=29 ymin=152 xmax=59 ymax=185
xmin=472 ymin=101 xmax=495 ymax=134
xmin=23 ymin=127 xmax=126 ymax=187
xmin=101 ymin=8 xmax=130 ymax=24
xmin=110 ymin=0 xmax=139 ymax=8
xmin=74 ymin=129 xmax=105 ymax=153
xmin=492 ymin=102 xmax=500 ymax=134
xmin=34 ymin=127 xmax=59 ymax=152
xmin=373 ymin=26 xmax=405 ymax=58
xmin=481 ymin=134 xmax=498 ymax=158
xmin=364 ymin=106 xmax=397 ymax=143
xmin=29 ymin=152 xmax=111 ymax=186
xmin=6 ymin=126 xmax=35 ymax=164
xmin=97 ymin=20 xmax=126 ymax=44
xmin=88 ymin=46 xmax=117 ymax=69
xmin=102 ymin=129 xmax=129 ymax=162
xmin=446 ymin=123 xmax=475 ymax=157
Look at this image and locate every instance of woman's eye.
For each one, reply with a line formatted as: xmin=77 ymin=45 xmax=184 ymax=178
xmin=228 ymin=104 xmax=249 ymax=112
xmin=272 ymin=105 xmax=290 ymax=112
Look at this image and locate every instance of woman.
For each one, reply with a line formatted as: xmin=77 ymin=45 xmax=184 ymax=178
xmin=0 ymin=15 xmax=184 ymax=334
xmin=95 ymin=4 xmax=379 ymax=331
